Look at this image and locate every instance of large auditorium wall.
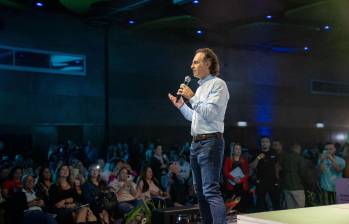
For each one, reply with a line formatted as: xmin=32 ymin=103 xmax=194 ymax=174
xmin=0 ymin=10 xmax=348 ymax=153
xmin=0 ymin=10 xmax=105 ymax=156
xmin=108 ymin=29 xmax=349 ymax=148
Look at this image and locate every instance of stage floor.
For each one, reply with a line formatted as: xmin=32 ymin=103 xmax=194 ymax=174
xmin=237 ymin=204 xmax=349 ymax=224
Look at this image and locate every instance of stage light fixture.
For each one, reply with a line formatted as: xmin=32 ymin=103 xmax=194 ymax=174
xmin=316 ymin=123 xmax=325 ymax=128
xmin=196 ymin=29 xmax=203 ymax=35
xmin=335 ymin=133 xmax=347 ymax=141
xmin=237 ymin=121 xmax=247 ymax=127
xmin=35 ymin=2 xmax=44 ymax=7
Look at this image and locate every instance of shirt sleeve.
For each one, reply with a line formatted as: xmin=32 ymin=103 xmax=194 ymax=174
xmin=179 ymin=103 xmax=193 ymax=121
xmin=109 ymin=180 xmax=121 ymax=193
xmin=337 ymin=157 xmax=346 ymax=171
xmin=223 ymin=158 xmax=234 ymax=180
xmin=189 ymin=79 xmax=229 ymax=121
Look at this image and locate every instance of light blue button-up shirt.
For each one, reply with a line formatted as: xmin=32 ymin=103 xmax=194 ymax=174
xmin=318 ymin=155 xmax=345 ymax=192
xmin=179 ymin=74 xmax=230 ymax=136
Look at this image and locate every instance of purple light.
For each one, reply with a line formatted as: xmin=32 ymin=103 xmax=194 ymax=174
xmin=128 ymin=20 xmax=135 ymax=25
xmin=192 ymin=0 xmax=200 ymax=4
xmin=304 ymin=46 xmax=310 ymax=52
xmin=266 ymin=15 xmax=273 ymax=19
xmin=35 ymin=2 xmax=44 ymax=7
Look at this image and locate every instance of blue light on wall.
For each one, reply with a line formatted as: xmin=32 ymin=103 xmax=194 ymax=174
xmin=128 ymin=20 xmax=135 ymax=25
xmin=323 ymin=25 xmax=331 ymax=31
xmin=192 ymin=0 xmax=200 ymax=4
xmin=255 ymin=44 xmax=299 ymax=53
xmin=252 ymin=69 xmax=275 ymax=137
xmin=196 ymin=29 xmax=204 ymax=36
xmin=304 ymin=46 xmax=310 ymax=52
xmin=196 ymin=30 xmax=203 ymax=34
xmin=258 ymin=126 xmax=272 ymax=137
xmin=256 ymin=106 xmax=273 ymax=123
xmin=271 ymin=46 xmax=298 ymax=53
xmin=266 ymin=15 xmax=273 ymax=20
xmin=35 ymin=2 xmax=44 ymax=7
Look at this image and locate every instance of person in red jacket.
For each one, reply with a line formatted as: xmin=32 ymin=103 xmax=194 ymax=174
xmin=223 ymin=143 xmax=249 ymax=212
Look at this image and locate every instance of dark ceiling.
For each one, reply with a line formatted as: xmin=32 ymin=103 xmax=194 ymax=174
xmin=1 ymin=0 xmax=348 ymax=53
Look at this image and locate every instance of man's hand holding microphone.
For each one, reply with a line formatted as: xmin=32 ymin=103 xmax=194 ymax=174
xmin=168 ymin=75 xmax=193 ymax=108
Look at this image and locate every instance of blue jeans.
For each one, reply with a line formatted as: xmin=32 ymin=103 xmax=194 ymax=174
xmin=190 ymin=138 xmax=226 ymax=224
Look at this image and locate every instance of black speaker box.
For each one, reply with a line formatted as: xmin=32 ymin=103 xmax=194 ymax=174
xmin=152 ymin=205 xmax=201 ymax=224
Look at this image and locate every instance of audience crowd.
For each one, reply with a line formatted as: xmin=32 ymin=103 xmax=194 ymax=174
xmin=0 ymin=136 xmax=348 ymax=224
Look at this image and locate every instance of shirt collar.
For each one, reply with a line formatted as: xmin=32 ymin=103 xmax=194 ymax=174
xmin=23 ymin=188 xmax=34 ymax=194
xmin=198 ymin=74 xmax=214 ymax=86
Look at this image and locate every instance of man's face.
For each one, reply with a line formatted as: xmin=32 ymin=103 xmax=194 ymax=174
xmin=14 ymin=168 xmax=22 ymax=180
xmin=272 ymin=141 xmax=282 ymax=153
xmin=261 ymin=138 xmax=271 ymax=151
xmin=90 ymin=167 xmax=100 ymax=178
xmin=326 ymin=144 xmax=336 ymax=155
xmin=233 ymin=145 xmax=242 ymax=156
xmin=43 ymin=168 xmax=51 ymax=180
xmin=25 ymin=176 xmax=35 ymax=190
xmin=191 ymin=52 xmax=210 ymax=79
xmin=155 ymin=145 xmax=162 ymax=156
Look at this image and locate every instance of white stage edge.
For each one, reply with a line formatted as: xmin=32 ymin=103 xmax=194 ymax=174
xmin=237 ymin=204 xmax=349 ymax=224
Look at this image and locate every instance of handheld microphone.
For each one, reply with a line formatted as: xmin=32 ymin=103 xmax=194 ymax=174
xmin=176 ymin=75 xmax=192 ymax=102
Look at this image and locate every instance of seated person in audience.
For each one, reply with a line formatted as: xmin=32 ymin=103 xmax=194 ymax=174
xmin=109 ymin=166 xmax=138 ymax=214
xmin=0 ymin=165 xmax=11 ymax=186
xmin=22 ymin=174 xmax=57 ymax=224
xmin=75 ymin=160 xmax=88 ymax=181
xmin=177 ymin=155 xmax=191 ymax=182
xmin=35 ymin=166 xmax=53 ymax=209
xmin=108 ymin=159 xmax=125 ymax=183
xmin=97 ymin=159 xmax=105 ymax=173
xmin=3 ymin=166 xmax=23 ymax=198
xmin=69 ymin=162 xmax=86 ymax=187
xmin=150 ymin=144 xmax=169 ymax=190
xmin=49 ymin=165 xmax=97 ymax=224
xmin=223 ymin=143 xmax=249 ymax=212
xmin=137 ymin=166 xmax=171 ymax=207
xmin=82 ymin=164 xmax=119 ymax=224
xmin=168 ymin=162 xmax=187 ymax=207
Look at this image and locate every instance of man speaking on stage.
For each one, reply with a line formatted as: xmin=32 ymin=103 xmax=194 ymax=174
xmin=168 ymin=48 xmax=230 ymax=224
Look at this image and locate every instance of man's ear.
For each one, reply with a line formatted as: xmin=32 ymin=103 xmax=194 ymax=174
xmin=204 ymin=59 xmax=211 ymax=68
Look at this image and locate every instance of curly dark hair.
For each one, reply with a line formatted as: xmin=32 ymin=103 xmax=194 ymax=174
xmin=196 ymin=48 xmax=220 ymax=76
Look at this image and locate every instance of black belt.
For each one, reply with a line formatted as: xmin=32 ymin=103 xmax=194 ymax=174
xmin=192 ymin=132 xmax=223 ymax=142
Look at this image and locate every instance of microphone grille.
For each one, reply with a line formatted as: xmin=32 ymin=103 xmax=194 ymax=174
xmin=184 ymin=76 xmax=191 ymax=84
